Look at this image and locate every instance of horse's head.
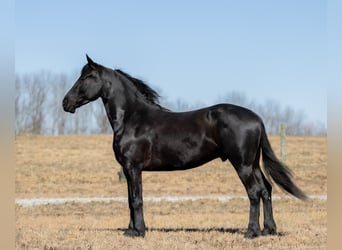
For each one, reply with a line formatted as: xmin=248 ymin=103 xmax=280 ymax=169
xmin=63 ymin=55 xmax=105 ymax=113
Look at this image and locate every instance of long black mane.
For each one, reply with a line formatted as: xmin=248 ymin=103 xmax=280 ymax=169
xmin=115 ymin=69 xmax=163 ymax=108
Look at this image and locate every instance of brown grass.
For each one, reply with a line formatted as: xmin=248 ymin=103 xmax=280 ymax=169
xmin=15 ymin=135 xmax=327 ymax=249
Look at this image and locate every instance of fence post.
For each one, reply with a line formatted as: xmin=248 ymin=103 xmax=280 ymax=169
xmin=280 ymin=123 xmax=286 ymax=162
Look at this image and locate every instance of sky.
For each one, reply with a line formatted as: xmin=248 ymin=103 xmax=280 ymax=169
xmin=15 ymin=1 xmax=327 ymax=126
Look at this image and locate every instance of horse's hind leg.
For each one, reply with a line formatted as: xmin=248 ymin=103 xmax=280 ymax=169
xmin=254 ymin=167 xmax=277 ymax=235
xmin=231 ymin=162 xmax=262 ymax=238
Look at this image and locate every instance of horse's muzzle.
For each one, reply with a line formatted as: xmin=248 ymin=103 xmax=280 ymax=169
xmin=62 ymin=97 xmax=75 ymax=113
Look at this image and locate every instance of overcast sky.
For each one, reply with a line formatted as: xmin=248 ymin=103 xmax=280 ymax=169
xmin=16 ymin=1 xmax=327 ymax=125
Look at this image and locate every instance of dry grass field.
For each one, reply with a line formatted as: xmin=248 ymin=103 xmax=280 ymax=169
xmin=15 ymin=135 xmax=327 ymax=249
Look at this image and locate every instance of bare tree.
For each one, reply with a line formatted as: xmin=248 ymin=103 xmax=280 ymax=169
xmin=48 ymin=73 xmax=69 ymax=135
xmin=15 ymin=73 xmax=47 ymax=135
xmin=257 ymin=99 xmax=282 ymax=134
xmin=94 ymin=101 xmax=112 ymax=134
xmin=15 ymin=75 xmax=23 ymax=135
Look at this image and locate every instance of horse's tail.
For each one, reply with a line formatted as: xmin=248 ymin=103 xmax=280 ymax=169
xmin=260 ymin=125 xmax=308 ymax=200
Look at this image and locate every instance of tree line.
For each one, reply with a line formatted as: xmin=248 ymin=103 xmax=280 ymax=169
xmin=15 ymin=71 xmax=326 ymax=136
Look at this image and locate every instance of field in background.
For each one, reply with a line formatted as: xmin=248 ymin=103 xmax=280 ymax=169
xmin=15 ymin=135 xmax=327 ymax=249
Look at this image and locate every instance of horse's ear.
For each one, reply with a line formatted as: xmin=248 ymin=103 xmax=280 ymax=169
xmin=86 ymin=54 xmax=97 ymax=69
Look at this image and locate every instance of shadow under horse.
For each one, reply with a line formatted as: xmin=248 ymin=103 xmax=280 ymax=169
xmin=63 ymin=55 xmax=307 ymax=238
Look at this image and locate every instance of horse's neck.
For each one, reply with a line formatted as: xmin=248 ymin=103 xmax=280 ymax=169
xmin=101 ymin=97 xmax=125 ymax=134
xmin=101 ymin=88 xmax=144 ymax=134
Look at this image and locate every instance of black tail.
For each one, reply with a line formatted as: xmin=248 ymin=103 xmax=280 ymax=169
xmin=260 ymin=126 xmax=308 ymax=200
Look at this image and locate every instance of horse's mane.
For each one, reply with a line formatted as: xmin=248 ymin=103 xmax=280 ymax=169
xmin=115 ymin=69 xmax=166 ymax=110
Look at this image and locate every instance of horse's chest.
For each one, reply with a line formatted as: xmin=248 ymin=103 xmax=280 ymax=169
xmin=113 ymin=133 xmax=153 ymax=166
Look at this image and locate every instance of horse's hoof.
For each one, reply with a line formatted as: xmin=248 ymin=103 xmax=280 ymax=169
xmin=123 ymin=228 xmax=145 ymax=238
xmin=244 ymin=229 xmax=261 ymax=239
xmin=261 ymin=227 xmax=277 ymax=236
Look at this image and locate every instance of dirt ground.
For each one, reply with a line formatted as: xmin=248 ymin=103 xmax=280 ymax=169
xmin=15 ymin=135 xmax=327 ymax=249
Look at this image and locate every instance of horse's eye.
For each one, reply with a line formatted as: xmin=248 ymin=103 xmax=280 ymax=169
xmin=81 ymin=74 xmax=92 ymax=80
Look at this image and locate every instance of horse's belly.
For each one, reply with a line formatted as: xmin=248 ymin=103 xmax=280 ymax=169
xmin=143 ymin=139 xmax=220 ymax=171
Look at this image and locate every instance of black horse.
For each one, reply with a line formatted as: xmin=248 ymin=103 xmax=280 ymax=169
xmin=63 ymin=55 xmax=307 ymax=238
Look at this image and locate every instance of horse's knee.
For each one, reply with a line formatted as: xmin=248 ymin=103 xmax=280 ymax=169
xmin=261 ymin=189 xmax=272 ymax=200
xmin=247 ymin=188 xmax=261 ymax=205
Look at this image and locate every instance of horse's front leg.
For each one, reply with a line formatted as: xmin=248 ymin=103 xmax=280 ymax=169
xmin=126 ymin=179 xmax=134 ymax=231
xmin=123 ymin=166 xmax=146 ymax=237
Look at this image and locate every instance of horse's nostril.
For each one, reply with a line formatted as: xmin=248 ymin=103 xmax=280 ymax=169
xmin=62 ymin=97 xmax=68 ymax=107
